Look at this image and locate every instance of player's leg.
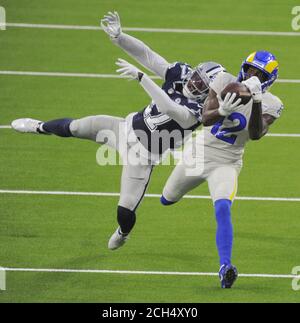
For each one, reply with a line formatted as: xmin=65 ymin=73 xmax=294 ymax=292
xmin=108 ymin=163 xmax=154 ymax=250
xmin=11 ymin=117 xmax=74 ymax=136
xmin=207 ymin=165 xmax=239 ymax=288
xmin=69 ymin=115 xmax=126 ymax=150
xmin=11 ymin=116 xmax=125 ymax=146
xmin=161 ymin=162 xmax=205 ymax=205
xmin=161 ymin=135 xmax=206 ymax=205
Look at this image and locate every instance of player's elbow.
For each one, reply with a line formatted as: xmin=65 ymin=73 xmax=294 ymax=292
xmin=202 ymin=118 xmax=211 ymax=127
xmin=249 ymin=132 xmax=263 ymax=141
xmin=250 ymin=135 xmax=261 ymax=141
xmin=202 ymin=113 xmax=215 ymax=127
xmin=202 ymin=114 xmax=209 ymax=126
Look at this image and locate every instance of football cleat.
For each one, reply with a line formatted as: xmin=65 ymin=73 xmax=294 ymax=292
xmin=219 ymin=264 xmax=238 ymax=289
xmin=11 ymin=118 xmax=46 ymax=134
xmin=108 ymin=227 xmax=129 ymax=250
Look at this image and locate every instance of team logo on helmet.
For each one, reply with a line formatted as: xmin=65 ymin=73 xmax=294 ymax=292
xmin=237 ymin=51 xmax=279 ymax=92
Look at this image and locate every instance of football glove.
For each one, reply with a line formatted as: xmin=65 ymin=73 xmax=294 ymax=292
xmin=217 ymin=92 xmax=242 ymax=117
xmin=116 ymin=58 xmax=143 ymax=80
xmin=242 ymin=76 xmax=262 ymax=103
xmin=101 ymin=11 xmax=122 ymax=39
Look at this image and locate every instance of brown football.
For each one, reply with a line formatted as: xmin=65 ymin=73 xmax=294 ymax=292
xmin=221 ymin=82 xmax=252 ymax=105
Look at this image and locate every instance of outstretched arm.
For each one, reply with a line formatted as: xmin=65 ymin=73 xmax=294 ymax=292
xmin=116 ymin=59 xmax=198 ymax=128
xmin=101 ymin=12 xmax=170 ymax=79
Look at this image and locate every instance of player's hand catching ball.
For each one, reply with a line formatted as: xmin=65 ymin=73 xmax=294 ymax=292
xmin=217 ymin=92 xmax=242 ymax=117
xmin=242 ymin=76 xmax=262 ymax=103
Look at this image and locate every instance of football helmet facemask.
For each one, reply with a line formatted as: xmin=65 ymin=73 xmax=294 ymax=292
xmin=183 ymin=62 xmax=226 ymax=102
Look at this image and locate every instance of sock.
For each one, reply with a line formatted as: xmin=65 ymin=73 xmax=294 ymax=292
xmin=117 ymin=206 xmax=136 ymax=235
xmin=160 ymin=195 xmax=176 ymax=206
xmin=214 ymin=199 xmax=233 ymax=266
xmin=41 ymin=118 xmax=73 ymax=137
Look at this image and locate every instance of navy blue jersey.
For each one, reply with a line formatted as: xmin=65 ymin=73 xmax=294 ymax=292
xmin=132 ymin=62 xmax=203 ymax=155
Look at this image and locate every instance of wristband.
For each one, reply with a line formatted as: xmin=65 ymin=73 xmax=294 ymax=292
xmin=137 ymin=72 xmax=144 ymax=82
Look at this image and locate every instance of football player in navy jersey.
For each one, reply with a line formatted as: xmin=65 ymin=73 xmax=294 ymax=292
xmin=11 ymin=11 xmax=226 ymax=250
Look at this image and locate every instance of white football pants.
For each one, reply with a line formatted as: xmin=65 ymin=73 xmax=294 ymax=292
xmin=162 ymin=136 xmax=240 ymax=204
xmin=70 ymin=115 xmax=154 ymax=211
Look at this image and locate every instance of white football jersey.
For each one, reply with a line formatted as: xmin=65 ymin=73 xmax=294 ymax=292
xmin=203 ymin=72 xmax=283 ymax=167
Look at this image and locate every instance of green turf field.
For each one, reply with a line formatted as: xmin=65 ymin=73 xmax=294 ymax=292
xmin=0 ymin=0 xmax=300 ymax=303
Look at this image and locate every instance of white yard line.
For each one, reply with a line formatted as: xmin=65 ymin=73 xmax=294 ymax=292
xmin=0 ymin=71 xmax=147 ymax=79
xmin=1 ymin=124 xmax=300 ymax=138
xmin=0 ymin=70 xmax=299 ymax=83
xmin=0 ymin=71 xmax=141 ymax=79
xmin=265 ymin=133 xmax=300 ymax=137
xmin=0 ymin=189 xmax=299 ymax=202
xmin=276 ymin=79 xmax=300 ymax=84
xmin=2 ymin=267 xmax=299 ymax=279
xmin=6 ymin=22 xmax=300 ymax=37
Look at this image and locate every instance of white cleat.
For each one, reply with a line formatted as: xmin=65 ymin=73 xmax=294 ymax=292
xmin=108 ymin=227 xmax=129 ymax=250
xmin=11 ymin=118 xmax=44 ymax=134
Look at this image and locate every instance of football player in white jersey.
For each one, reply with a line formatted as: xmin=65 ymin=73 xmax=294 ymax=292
xmin=11 ymin=12 xmax=225 ymax=251
xmin=161 ymin=51 xmax=283 ymax=288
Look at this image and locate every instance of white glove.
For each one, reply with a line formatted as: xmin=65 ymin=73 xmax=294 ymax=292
xmin=100 ymin=11 xmax=122 ymax=39
xmin=217 ymin=92 xmax=242 ymax=117
xmin=242 ymin=76 xmax=262 ymax=103
xmin=116 ymin=58 xmax=143 ymax=80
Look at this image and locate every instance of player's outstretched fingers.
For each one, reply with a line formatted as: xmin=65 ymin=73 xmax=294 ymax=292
xmin=117 ymin=58 xmax=128 ymax=64
xmin=227 ymin=92 xmax=237 ymax=104
xmin=114 ymin=12 xmax=120 ymax=21
xmin=116 ymin=67 xmax=128 ymax=74
xmin=115 ymin=58 xmax=130 ymax=69
xmin=232 ymin=98 xmax=242 ymax=108
xmin=223 ymin=92 xmax=234 ymax=104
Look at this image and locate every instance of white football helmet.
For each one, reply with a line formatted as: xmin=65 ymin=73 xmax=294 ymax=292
xmin=183 ymin=62 xmax=226 ymax=102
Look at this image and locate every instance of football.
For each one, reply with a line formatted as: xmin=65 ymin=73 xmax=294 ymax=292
xmin=221 ymin=82 xmax=252 ymax=105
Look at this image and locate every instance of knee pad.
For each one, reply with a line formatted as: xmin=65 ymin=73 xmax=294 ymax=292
xmin=69 ymin=117 xmax=98 ymax=140
xmin=69 ymin=120 xmax=79 ymax=136
xmin=117 ymin=206 xmax=136 ymax=235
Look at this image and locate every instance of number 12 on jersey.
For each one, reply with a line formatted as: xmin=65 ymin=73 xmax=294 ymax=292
xmin=211 ymin=112 xmax=247 ymax=145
